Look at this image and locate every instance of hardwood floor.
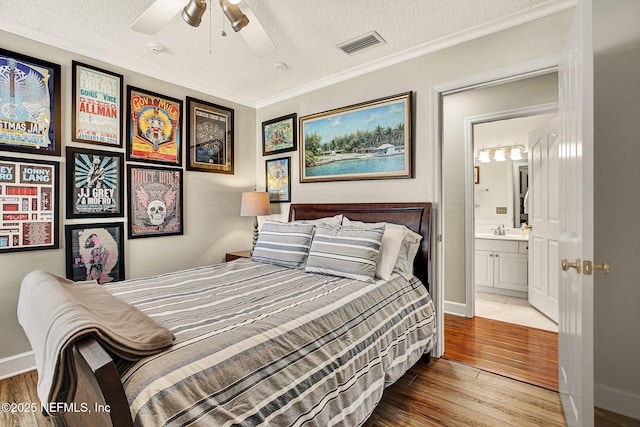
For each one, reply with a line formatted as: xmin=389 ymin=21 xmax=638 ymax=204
xmin=442 ymin=313 xmax=559 ymax=391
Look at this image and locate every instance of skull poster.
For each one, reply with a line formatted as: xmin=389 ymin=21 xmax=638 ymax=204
xmin=65 ymin=222 xmax=124 ymax=284
xmin=66 ymin=147 xmax=123 ymax=218
xmin=126 ymin=86 xmax=182 ymax=166
xmin=128 ymin=164 xmax=183 ymax=238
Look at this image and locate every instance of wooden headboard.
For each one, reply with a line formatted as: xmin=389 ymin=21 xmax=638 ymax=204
xmin=289 ymin=202 xmax=432 ymax=290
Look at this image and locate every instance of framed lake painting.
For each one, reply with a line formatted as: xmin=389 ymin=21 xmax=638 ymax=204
xmin=299 ymin=92 xmax=412 ymax=182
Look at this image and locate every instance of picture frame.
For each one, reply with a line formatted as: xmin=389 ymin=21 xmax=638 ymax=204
xmin=185 ymin=96 xmax=234 ymax=174
xmin=0 ymin=156 xmax=59 ymax=252
xmin=262 ymin=113 xmax=297 ymax=156
xmin=126 ymin=86 xmax=183 ymax=166
xmin=65 ymin=222 xmax=125 ymax=284
xmin=474 ymin=166 xmax=480 ymax=184
xmin=299 ymin=92 xmax=413 ymax=183
xmin=71 ymin=61 xmax=124 ymax=147
xmin=265 ymin=157 xmax=291 ymax=203
xmin=127 ymin=164 xmax=183 ymax=238
xmin=66 ymin=147 xmax=124 ymax=218
xmin=0 ymin=48 xmax=61 ymax=156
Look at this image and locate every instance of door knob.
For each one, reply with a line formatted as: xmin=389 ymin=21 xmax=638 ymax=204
xmin=583 ymin=260 xmax=611 ymax=275
xmin=561 ymin=258 xmax=581 ymax=273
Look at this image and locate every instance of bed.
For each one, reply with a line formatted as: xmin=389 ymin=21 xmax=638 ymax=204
xmin=19 ymin=202 xmax=435 ymax=427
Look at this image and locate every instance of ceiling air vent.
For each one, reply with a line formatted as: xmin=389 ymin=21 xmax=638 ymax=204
xmin=337 ymin=31 xmax=386 ymax=55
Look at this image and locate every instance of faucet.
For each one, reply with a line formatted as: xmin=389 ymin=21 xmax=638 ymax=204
xmin=494 ymin=224 xmax=506 ymax=235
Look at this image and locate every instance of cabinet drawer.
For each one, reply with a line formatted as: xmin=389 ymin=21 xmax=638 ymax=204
xmin=475 ymin=238 xmax=519 ymax=253
xmin=519 ymin=241 xmax=529 ymax=254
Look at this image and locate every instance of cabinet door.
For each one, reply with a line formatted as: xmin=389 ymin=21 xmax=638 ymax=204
xmin=475 ymin=250 xmax=494 ymax=287
xmin=494 ymin=252 xmax=528 ymax=292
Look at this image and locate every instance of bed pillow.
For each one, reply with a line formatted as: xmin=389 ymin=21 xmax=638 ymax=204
xmin=305 ymin=225 xmax=385 ymax=282
xmin=294 ymin=214 xmax=343 ymax=226
xmin=393 ymin=228 xmax=423 ymax=278
xmin=251 ymin=221 xmax=315 ymax=268
xmin=340 ymin=219 xmax=404 ymax=280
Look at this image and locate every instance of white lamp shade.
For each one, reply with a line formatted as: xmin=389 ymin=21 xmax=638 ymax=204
xmin=478 ymin=151 xmax=491 ymax=163
xmin=510 ymin=146 xmax=523 ymax=160
xmin=494 ymin=148 xmax=506 ymax=162
xmin=240 ymin=192 xmax=271 ymax=216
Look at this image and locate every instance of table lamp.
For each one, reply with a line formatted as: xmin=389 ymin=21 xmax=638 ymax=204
xmin=240 ymin=191 xmax=271 ymax=249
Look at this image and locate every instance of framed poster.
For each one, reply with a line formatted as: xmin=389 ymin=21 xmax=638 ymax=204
xmin=71 ymin=61 xmax=124 ymax=147
xmin=0 ymin=48 xmax=61 ymax=155
xmin=65 ymin=222 xmax=125 ymax=284
xmin=66 ymin=147 xmax=123 ymax=218
xmin=262 ymin=113 xmax=296 ymax=156
xmin=185 ymin=96 xmax=233 ymax=174
xmin=299 ymin=92 xmax=413 ymax=182
xmin=127 ymin=164 xmax=183 ymax=238
xmin=126 ymin=86 xmax=183 ymax=166
xmin=265 ymin=157 xmax=291 ymax=203
xmin=0 ymin=156 xmax=59 ymax=252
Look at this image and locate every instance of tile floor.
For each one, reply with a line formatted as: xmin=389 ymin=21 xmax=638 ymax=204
xmin=475 ymin=292 xmax=558 ymax=332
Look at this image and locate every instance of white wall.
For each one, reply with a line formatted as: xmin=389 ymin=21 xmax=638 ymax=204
xmin=593 ymin=0 xmax=640 ymax=417
xmin=0 ymin=31 xmax=258 ymax=359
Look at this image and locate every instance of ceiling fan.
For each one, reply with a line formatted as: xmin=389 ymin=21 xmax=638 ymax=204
xmin=131 ymin=0 xmax=276 ymax=56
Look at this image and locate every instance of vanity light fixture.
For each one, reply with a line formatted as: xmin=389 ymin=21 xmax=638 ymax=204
xmin=475 ymin=145 xmax=526 ymax=163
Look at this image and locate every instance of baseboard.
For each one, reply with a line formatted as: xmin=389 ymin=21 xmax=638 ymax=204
xmin=0 ymin=351 xmax=35 ymax=380
xmin=595 ymin=382 xmax=640 ymax=421
xmin=444 ymin=300 xmax=467 ymax=317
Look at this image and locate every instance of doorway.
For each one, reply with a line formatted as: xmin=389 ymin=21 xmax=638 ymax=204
xmin=435 ymin=68 xmax=560 ymax=375
xmin=471 ymin=113 xmax=558 ymax=332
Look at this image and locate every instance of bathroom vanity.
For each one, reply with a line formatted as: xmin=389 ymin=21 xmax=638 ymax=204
xmin=475 ymin=234 xmax=529 ymax=296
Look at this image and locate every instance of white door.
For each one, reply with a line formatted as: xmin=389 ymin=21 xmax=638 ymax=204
xmin=528 ymin=118 xmax=560 ymax=322
xmin=558 ymin=0 xmax=594 ymax=425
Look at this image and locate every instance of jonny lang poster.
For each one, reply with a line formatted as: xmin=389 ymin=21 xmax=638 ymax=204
xmin=0 ymin=156 xmax=58 ymax=252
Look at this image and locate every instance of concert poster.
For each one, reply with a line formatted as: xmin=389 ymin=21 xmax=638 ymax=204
xmin=0 ymin=156 xmax=59 ymax=252
xmin=126 ymin=86 xmax=183 ymax=166
xmin=186 ymin=96 xmax=234 ymax=174
xmin=66 ymin=147 xmax=123 ymax=218
xmin=127 ymin=164 xmax=183 ymax=238
xmin=65 ymin=222 xmax=125 ymax=284
xmin=72 ymin=61 xmax=123 ymax=147
xmin=0 ymin=48 xmax=61 ymax=155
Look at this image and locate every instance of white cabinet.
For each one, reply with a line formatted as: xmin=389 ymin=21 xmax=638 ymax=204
xmin=475 ymin=238 xmax=528 ymax=293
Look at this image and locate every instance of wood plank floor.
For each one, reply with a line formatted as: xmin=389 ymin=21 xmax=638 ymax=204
xmin=442 ymin=313 xmax=559 ymax=391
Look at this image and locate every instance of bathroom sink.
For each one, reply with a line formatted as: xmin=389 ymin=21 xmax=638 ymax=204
xmin=475 ymin=233 xmax=528 ymax=241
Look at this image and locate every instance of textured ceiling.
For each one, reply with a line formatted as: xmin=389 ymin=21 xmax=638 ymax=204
xmin=0 ymin=0 xmax=574 ymax=107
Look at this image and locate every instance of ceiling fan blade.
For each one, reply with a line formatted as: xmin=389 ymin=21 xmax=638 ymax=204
xmin=131 ymin=0 xmax=187 ymax=34
xmin=238 ymin=3 xmax=276 ymax=56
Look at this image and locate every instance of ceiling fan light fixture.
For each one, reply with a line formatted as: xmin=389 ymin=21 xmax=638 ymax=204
xmin=219 ymin=0 xmax=249 ymax=32
xmin=182 ymin=0 xmax=207 ymax=27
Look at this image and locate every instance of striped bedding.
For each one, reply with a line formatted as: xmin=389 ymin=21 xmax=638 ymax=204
xmin=104 ymin=258 xmax=436 ymax=427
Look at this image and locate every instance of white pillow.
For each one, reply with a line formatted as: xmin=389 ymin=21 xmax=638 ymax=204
xmin=393 ymin=228 xmax=422 ymax=279
xmin=294 ymin=214 xmax=343 ymax=226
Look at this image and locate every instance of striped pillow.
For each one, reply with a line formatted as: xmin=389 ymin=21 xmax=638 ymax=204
xmin=251 ymin=221 xmax=314 ymax=268
xmin=305 ymin=225 xmax=385 ymax=282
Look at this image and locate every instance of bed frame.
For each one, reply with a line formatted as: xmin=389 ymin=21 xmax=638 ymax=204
xmin=53 ymin=202 xmax=432 ymax=427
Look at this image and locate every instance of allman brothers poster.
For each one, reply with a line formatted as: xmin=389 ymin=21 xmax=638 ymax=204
xmin=0 ymin=48 xmax=61 ymax=155
xmin=127 ymin=86 xmax=182 ymax=166
xmin=0 ymin=156 xmax=58 ymax=252
xmin=66 ymin=147 xmax=123 ymax=218
xmin=128 ymin=164 xmax=183 ymax=238
xmin=72 ymin=61 xmax=123 ymax=147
